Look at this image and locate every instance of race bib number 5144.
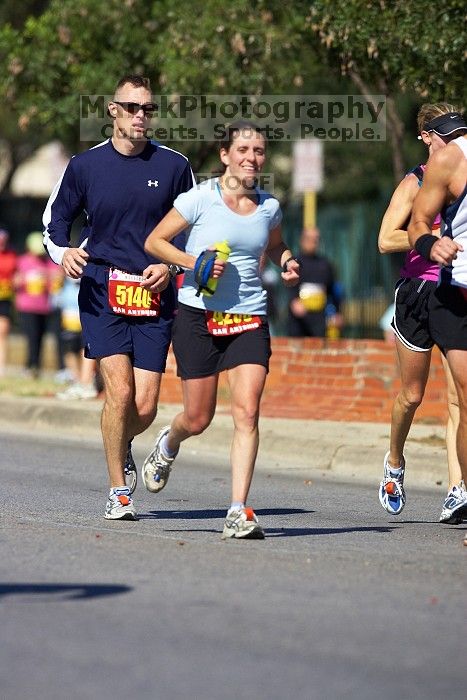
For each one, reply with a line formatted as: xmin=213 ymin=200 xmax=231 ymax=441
xmin=108 ymin=269 xmax=160 ymax=316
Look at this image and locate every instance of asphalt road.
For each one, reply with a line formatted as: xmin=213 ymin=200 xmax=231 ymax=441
xmin=1 ymin=431 xmax=465 ymax=700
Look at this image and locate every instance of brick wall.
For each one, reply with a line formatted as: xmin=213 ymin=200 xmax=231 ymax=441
xmin=161 ymin=337 xmax=449 ymax=424
xmin=8 ymin=334 xmax=448 ymax=424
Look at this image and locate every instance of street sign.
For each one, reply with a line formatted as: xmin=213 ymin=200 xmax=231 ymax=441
xmin=292 ymin=140 xmax=324 ymax=193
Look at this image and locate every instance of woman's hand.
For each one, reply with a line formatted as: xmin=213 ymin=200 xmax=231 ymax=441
xmin=281 ymin=258 xmax=300 ymax=287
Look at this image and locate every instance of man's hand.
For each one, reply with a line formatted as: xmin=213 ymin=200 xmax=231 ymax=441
xmin=61 ymin=247 xmax=89 ymax=279
xmin=290 ymin=297 xmax=307 ymax=318
xmin=430 ymin=237 xmax=463 ymax=266
xmin=281 ymin=259 xmax=300 ymax=287
xmin=140 ymin=263 xmax=170 ymax=292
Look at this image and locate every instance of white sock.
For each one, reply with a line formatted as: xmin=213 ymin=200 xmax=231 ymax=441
xmin=160 ymin=434 xmax=177 ymax=458
xmin=389 ymin=465 xmax=403 ymax=476
xmin=228 ymin=502 xmax=244 ymax=514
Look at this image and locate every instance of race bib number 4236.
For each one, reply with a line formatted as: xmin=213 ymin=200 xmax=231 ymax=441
xmin=108 ymin=269 xmax=160 ymax=316
xmin=206 ymin=310 xmax=261 ymax=336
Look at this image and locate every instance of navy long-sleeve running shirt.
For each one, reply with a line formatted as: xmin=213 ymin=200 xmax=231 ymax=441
xmin=43 ymin=139 xmax=194 ymax=274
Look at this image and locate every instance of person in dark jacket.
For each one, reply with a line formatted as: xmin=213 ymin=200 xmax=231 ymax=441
xmin=287 ymin=226 xmax=343 ymax=337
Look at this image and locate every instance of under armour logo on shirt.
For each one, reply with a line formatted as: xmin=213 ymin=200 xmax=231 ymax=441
xmin=148 ymin=180 xmax=159 ymax=187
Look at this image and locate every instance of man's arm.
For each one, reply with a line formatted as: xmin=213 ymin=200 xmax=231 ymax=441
xmin=43 ymin=160 xmax=89 ymax=277
xmin=408 ymin=147 xmax=463 ymax=265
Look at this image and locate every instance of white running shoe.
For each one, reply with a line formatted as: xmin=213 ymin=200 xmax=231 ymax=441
xmin=379 ymin=452 xmax=406 ymax=515
xmin=104 ymin=487 xmax=137 ymax=520
xmin=221 ymin=507 xmax=265 ymax=540
xmin=54 ymin=368 xmax=75 ymax=384
xmin=124 ymin=443 xmax=137 ymax=494
xmin=439 ymin=482 xmax=467 ymax=524
xmin=141 ymin=426 xmax=177 ymax=493
xmin=56 ymin=382 xmax=98 ymax=400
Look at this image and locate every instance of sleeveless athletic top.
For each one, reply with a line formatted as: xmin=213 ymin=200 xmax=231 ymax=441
xmin=399 ymin=164 xmax=439 ymax=281
xmin=440 ymin=136 xmax=467 ymax=288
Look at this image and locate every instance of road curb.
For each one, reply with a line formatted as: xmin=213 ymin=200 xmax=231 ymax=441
xmin=0 ymin=395 xmax=450 ymax=490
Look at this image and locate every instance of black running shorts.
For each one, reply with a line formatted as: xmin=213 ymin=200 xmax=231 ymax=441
xmin=172 ymin=303 xmax=271 ymax=379
xmin=391 ymin=277 xmax=436 ymax=352
xmin=428 ymin=283 xmax=467 ymax=352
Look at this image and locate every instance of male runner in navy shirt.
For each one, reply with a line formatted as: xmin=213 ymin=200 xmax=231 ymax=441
xmin=43 ymin=74 xmax=194 ymax=520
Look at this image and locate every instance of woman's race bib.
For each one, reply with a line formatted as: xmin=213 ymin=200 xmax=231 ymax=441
xmin=108 ymin=269 xmax=160 ymax=316
xmin=206 ymin=310 xmax=261 ymax=336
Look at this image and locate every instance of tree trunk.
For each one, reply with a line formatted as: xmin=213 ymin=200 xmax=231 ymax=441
xmin=349 ymin=69 xmax=406 ymax=185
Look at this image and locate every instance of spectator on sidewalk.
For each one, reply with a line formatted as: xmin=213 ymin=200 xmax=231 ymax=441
xmin=55 ymin=277 xmax=98 ymax=400
xmin=14 ymin=231 xmax=55 ymax=378
xmin=0 ymin=227 xmax=17 ymax=377
xmin=287 ymin=226 xmax=343 ymax=338
xmin=48 ymin=263 xmax=71 ymax=383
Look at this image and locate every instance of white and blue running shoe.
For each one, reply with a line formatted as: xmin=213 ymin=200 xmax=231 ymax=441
xmin=379 ymin=452 xmax=406 ymax=515
xmin=439 ymin=482 xmax=467 ymax=524
xmin=104 ymin=487 xmax=137 ymax=521
xmin=124 ymin=442 xmax=137 ymax=494
xmin=142 ymin=426 xmax=177 ymax=493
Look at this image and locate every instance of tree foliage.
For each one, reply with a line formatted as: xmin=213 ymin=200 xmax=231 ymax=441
xmin=308 ymin=0 xmax=466 ymax=101
xmin=306 ymin=0 xmax=466 ymax=181
xmin=0 ymin=0 xmax=464 ymax=196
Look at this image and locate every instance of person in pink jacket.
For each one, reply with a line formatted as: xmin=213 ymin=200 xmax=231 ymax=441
xmin=0 ymin=227 xmax=17 ymax=376
xmin=15 ymin=231 xmax=55 ymax=377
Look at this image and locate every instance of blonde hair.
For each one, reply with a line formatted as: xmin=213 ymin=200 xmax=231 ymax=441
xmin=417 ymin=102 xmax=459 ymax=133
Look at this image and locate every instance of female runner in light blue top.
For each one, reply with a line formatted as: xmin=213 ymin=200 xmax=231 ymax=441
xmin=143 ymin=121 xmax=300 ymax=539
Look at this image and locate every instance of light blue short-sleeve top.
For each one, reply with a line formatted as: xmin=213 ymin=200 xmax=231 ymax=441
xmin=174 ymin=177 xmax=282 ymax=315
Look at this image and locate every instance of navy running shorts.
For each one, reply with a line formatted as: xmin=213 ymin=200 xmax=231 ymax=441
xmin=78 ymin=262 xmax=174 ymax=372
xmin=172 ymin=303 xmax=271 ymax=379
xmin=391 ymin=277 xmax=436 ymax=352
xmin=428 ymin=283 xmax=467 ymax=352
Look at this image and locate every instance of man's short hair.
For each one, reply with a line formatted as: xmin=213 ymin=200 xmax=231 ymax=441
xmin=114 ymin=75 xmax=151 ymax=96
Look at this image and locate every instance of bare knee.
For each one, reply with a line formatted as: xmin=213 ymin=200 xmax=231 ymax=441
xmin=184 ymin=411 xmax=213 ymax=436
xmin=231 ymin=403 xmax=259 ymax=432
xmin=398 ymin=387 xmax=424 ymax=411
xmin=134 ymin=393 xmax=157 ymax=425
xmin=103 ymin=381 xmax=133 ymax=414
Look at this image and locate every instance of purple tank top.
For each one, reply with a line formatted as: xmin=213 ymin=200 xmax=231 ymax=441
xmin=399 ymin=164 xmax=440 ymax=281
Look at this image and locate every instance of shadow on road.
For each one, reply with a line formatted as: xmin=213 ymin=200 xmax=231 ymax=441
xmin=264 ymin=525 xmax=396 ymax=537
xmin=158 ymin=525 xmax=396 ymax=538
xmin=140 ymin=507 xmax=314 ymax=520
xmin=0 ymin=583 xmax=132 ymax=600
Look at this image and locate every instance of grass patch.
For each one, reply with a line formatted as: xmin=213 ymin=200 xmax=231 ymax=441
xmin=0 ymin=374 xmax=62 ymax=398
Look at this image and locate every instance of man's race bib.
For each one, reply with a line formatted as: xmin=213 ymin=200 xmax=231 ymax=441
xmin=108 ymin=269 xmax=160 ymax=317
xmin=299 ymin=282 xmax=326 ymax=312
xmin=206 ymin=310 xmax=261 ymax=336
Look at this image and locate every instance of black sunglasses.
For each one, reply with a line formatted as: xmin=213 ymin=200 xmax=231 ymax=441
xmin=113 ymin=101 xmax=157 ymax=117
